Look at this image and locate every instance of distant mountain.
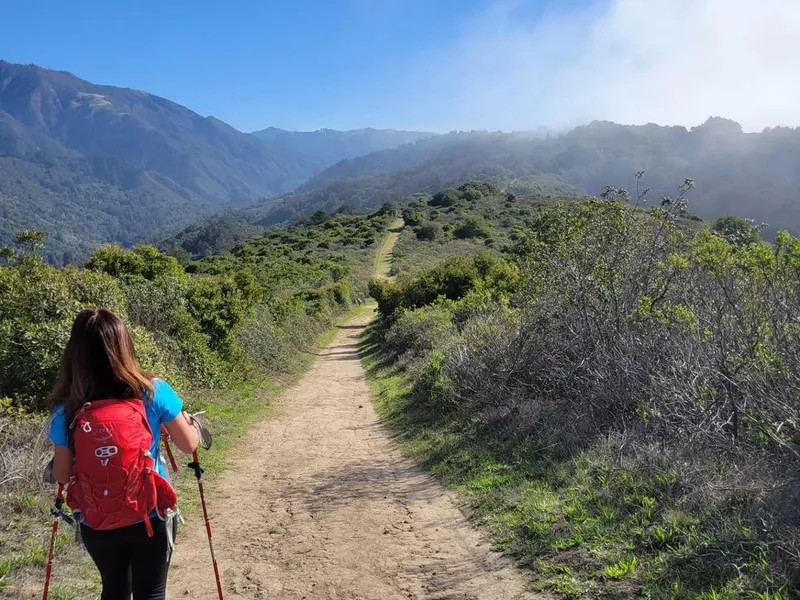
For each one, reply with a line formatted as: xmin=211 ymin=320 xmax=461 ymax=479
xmin=256 ymin=119 xmax=800 ymax=234
xmin=166 ymin=119 xmax=800 ymax=259
xmin=250 ymin=127 xmax=435 ymax=169
xmin=0 ymin=61 xmax=323 ymax=263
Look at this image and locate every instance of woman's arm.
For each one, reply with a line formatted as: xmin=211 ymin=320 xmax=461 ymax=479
xmin=52 ymin=445 xmax=74 ymax=484
xmin=163 ymin=411 xmax=200 ymax=454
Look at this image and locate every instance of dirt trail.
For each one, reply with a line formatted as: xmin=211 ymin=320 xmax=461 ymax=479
xmin=168 ymin=228 xmax=537 ymax=600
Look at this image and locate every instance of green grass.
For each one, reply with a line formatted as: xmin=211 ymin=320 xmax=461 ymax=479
xmin=373 ymin=218 xmax=404 ymax=276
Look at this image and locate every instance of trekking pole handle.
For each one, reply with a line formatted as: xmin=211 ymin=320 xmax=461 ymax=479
xmin=188 ymin=450 xmax=204 ymax=480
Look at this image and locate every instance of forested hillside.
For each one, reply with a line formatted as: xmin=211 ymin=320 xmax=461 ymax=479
xmin=0 ymin=61 xmax=324 ymax=263
xmin=170 ymin=118 xmax=800 ymax=259
xmin=250 ymin=127 xmax=434 ymax=168
xmin=364 ymin=180 xmax=799 ymax=598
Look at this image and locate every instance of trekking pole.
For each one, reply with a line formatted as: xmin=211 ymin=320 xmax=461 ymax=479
xmin=42 ymin=483 xmax=68 ymax=600
xmin=188 ymin=451 xmax=224 ymax=600
xmin=161 ymin=427 xmax=180 ymax=473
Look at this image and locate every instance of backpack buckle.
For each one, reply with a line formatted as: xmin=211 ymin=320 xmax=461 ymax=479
xmin=94 ymin=446 xmax=118 ymax=459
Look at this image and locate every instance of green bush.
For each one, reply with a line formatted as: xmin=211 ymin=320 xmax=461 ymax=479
xmin=712 ymin=214 xmax=761 ymax=245
xmin=370 ymin=251 xmax=519 ymax=320
xmin=416 ymin=223 xmax=442 ymax=242
xmin=0 ymin=211 xmax=390 ymax=413
xmin=383 ymin=303 xmax=455 ymax=362
xmin=454 ymin=217 xmax=495 ymax=239
xmin=429 ymin=188 xmax=461 ymax=207
xmin=0 ymin=262 xmax=128 ymax=409
xmin=86 ymin=244 xmax=185 ymax=280
xmin=402 ymin=207 xmax=426 ymax=227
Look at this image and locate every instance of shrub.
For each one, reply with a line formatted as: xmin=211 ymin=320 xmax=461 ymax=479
xmin=86 ymin=244 xmax=185 ymax=281
xmin=383 ymin=303 xmax=455 ymax=362
xmin=712 ymin=214 xmax=761 ymax=245
xmin=454 ymin=217 xmax=494 ymax=240
xmin=0 ymin=262 xmax=128 ymax=410
xmin=375 ymin=183 xmax=800 ymax=595
xmin=429 ymin=188 xmax=461 ymax=207
xmin=416 ymin=223 xmax=442 ymax=242
xmin=402 ymin=207 xmax=425 ymax=227
xmin=370 ymin=251 xmax=519 ymax=320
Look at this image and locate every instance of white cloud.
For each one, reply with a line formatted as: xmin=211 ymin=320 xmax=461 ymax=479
xmin=421 ymin=0 xmax=800 ymax=132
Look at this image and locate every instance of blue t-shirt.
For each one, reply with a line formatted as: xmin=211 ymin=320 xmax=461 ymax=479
xmin=48 ymin=378 xmax=184 ymax=478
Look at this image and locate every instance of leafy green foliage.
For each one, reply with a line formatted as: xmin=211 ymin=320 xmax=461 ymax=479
xmin=370 ymin=251 xmax=519 ymax=320
xmin=713 ymin=215 xmax=762 ymax=245
xmin=415 ymin=223 xmax=442 ymax=242
xmin=429 ymin=188 xmax=461 ymax=207
xmin=453 ymin=217 xmax=494 ymax=240
xmin=86 ymin=245 xmax=186 ymax=280
xmin=0 ymin=206 xmax=394 ymax=413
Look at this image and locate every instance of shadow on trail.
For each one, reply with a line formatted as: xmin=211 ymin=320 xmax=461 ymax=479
xmin=288 ymin=458 xmax=441 ymax=511
xmin=283 ymin=458 xmax=516 ymax=595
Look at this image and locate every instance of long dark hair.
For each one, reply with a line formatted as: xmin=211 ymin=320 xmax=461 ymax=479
xmin=50 ymin=308 xmax=154 ymax=422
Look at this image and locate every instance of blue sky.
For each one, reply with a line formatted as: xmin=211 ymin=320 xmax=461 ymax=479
xmin=1 ymin=0 xmax=574 ymax=131
xmin=2 ymin=0 xmax=798 ymax=132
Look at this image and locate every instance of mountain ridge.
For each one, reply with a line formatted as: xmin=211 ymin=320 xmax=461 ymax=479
xmin=250 ymin=126 xmax=435 ymax=169
xmin=0 ymin=60 xmax=323 ymax=262
xmin=163 ymin=118 xmax=800 ymax=259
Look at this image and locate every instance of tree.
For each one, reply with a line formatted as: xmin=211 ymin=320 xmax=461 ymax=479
xmin=85 ymin=245 xmax=146 ymax=278
xmin=0 ymin=247 xmax=16 ymax=266
xmin=712 ymin=215 xmax=761 ymax=246
xmin=454 ymin=217 xmax=494 ymax=240
xmin=310 ymin=210 xmax=328 ymax=225
xmin=16 ymin=230 xmax=47 ymax=256
xmin=429 ymin=188 xmax=461 ymax=207
xmin=377 ymin=202 xmax=399 ymax=217
xmin=86 ymin=244 xmax=186 ymax=280
xmin=402 ymin=207 xmax=425 ymax=227
xmin=132 ymin=245 xmax=186 ymax=280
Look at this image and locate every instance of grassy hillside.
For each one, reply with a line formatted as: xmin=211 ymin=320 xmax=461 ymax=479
xmin=364 ymin=181 xmax=799 ymax=599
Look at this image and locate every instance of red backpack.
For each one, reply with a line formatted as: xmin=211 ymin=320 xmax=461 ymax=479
xmin=66 ymin=399 xmax=177 ymax=536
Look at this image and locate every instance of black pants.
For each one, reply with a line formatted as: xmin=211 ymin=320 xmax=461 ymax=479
xmin=80 ymin=518 xmax=175 ymax=600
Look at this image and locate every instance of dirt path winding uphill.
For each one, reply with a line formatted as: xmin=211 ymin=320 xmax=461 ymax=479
xmin=168 ymin=226 xmax=538 ymax=600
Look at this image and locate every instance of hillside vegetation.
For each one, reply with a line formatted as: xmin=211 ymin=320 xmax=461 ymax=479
xmin=0 ymin=209 xmax=394 ymax=597
xmin=170 ymin=118 xmax=800 ymax=261
xmin=365 ymin=179 xmax=799 ymax=598
xmin=0 ymin=61 xmax=324 ymax=262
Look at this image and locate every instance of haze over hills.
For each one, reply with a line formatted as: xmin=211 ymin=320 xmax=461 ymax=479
xmin=250 ymin=127 xmax=435 ymax=169
xmin=165 ymin=117 xmax=800 ymax=259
